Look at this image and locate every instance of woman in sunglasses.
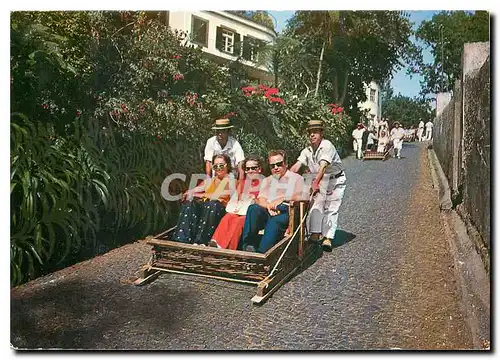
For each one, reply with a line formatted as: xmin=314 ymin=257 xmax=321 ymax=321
xmin=172 ymin=154 xmax=232 ymax=245
xmin=209 ymin=156 xmax=264 ymax=250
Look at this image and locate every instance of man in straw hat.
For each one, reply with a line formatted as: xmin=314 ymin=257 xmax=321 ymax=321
xmin=290 ymin=119 xmax=347 ymax=252
xmin=390 ymin=121 xmax=405 ymax=159
xmin=352 ymin=122 xmax=366 ymax=160
xmin=204 ymin=118 xmax=245 ymax=178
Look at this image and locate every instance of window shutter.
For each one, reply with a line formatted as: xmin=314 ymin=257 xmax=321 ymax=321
xmin=216 ymin=26 xmax=223 ymax=51
xmin=242 ymin=36 xmax=250 ymax=60
xmin=234 ymin=33 xmax=241 ymax=56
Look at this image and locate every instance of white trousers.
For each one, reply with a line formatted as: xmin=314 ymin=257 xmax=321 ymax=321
xmin=393 ymin=138 xmax=403 ymax=157
xmin=425 ymin=128 xmax=432 ymax=140
xmin=353 ymin=139 xmax=363 ymax=158
xmin=307 ymin=174 xmax=347 ymax=240
xmin=417 ymin=128 xmax=424 ymax=141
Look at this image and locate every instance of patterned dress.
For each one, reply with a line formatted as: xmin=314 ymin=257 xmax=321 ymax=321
xmin=172 ymin=177 xmax=231 ymax=245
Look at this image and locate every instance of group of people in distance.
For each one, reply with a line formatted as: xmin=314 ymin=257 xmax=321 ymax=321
xmin=352 ymin=116 xmax=434 ymax=160
xmin=171 ymin=118 xmax=346 ymax=254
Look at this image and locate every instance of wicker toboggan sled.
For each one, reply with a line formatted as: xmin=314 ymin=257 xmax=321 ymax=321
xmin=134 ymin=201 xmax=317 ymax=304
xmin=363 ymin=144 xmax=393 ymax=160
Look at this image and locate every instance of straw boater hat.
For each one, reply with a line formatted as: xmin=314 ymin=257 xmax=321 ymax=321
xmin=393 ymin=121 xmax=401 ymax=126
xmin=306 ymin=119 xmax=325 ymax=131
xmin=211 ymin=118 xmax=234 ymax=130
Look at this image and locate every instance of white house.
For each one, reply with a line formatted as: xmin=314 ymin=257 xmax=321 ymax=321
xmin=358 ymin=81 xmax=382 ymax=120
xmin=162 ymin=11 xmax=277 ymax=82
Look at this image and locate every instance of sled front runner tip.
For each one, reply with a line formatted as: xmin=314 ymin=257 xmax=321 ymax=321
xmin=134 ymin=201 xmax=317 ymax=304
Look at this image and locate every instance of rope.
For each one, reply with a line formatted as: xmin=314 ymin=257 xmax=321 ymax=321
xmin=269 ymin=193 xmax=315 ymax=278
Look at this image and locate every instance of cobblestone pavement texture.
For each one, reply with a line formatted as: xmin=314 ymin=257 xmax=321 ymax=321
xmin=11 ymin=142 xmax=474 ymax=350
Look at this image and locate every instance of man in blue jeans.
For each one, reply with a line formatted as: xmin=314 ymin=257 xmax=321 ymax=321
xmin=241 ymin=150 xmax=306 ymax=253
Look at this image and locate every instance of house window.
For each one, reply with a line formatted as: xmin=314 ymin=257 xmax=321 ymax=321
xmin=191 ymin=15 xmax=208 ymax=47
xmin=370 ymin=88 xmax=376 ymax=102
xmin=243 ymin=36 xmax=262 ymax=62
xmin=222 ymin=29 xmax=235 ymax=53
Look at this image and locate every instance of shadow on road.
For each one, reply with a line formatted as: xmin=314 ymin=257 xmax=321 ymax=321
xmin=332 ymin=229 xmax=356 ymax=248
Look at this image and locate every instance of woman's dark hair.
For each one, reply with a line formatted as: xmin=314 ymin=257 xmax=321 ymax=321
xmin=212 ymin=153 xmax=232 ymax=173
xmin=244 ymin=155 xmax=263 ymax=169
xmin=243 ymin=155 xmax=264 ymax=177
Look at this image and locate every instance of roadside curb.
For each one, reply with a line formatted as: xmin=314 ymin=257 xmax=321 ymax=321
xmin=427 ymin=147 xmax=490 ymax=350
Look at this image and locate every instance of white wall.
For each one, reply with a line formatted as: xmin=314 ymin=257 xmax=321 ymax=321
xmin=168 ymin=11 xmax=276 ymax=74
xmin=358 ymin=81 xmax=381 ymax=119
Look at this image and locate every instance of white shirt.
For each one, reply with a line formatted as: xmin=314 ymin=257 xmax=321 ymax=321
xmin=390 ymin=127 xmax=405 ymax=140
xmin=379 ymin=120 xmax=388 ymax=129
xmin=204 ymin=135 xmax=245 ymax=171
xmin=367 ymin=132 xmax=377 ymax=145
xmin=418 ymin=121 xmax=425 ymax=129
xmin=425 ymin=121 xmax=434 ymax=130
xmin=297 ymin=139 xmax=344 ymax=176
xmin=258 ymin=170 xmax=306 ymax=202
xmin=352 ymin=128 xmax=365 ymax=140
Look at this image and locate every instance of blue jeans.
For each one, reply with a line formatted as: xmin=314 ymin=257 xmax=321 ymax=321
xmin=241 ymin=203 xmax=289 ymax=253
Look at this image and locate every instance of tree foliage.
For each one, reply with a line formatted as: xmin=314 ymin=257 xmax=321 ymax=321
xmin=381 ymin=86 xmax=432 ymax=127
xmin=410 ymin=11 xmax=490 ymax=96
xmin=282 ymin=11 xmax=416 ymax=121
xmin=226 ymin=11 xmax=275 ymax=30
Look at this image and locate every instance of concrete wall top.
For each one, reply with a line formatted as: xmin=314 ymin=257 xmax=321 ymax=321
xmin=462 ymin=42 xmax=490 ymax=80
xmin=436 ymin=92 xmax=452 ymax=117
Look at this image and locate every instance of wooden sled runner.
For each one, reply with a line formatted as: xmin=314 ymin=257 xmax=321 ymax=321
xmin=134 ymin=201 xmax=317 ymax=304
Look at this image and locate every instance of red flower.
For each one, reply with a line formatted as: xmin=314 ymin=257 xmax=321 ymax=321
xmin=120 ymin=103 xmax=128 ymax=113
xmin=76 ymin=110 xmax=82 ymax=116
xmin=172 ymin=55 xmax=181 ymax=59
xmin=264 ymin=88 xmax=279 ymax=97
xmin=259 ymin=84 xmax=269 ymax=91
xmin=156 ymin=135 xmax=162 ymax=139
xmin=269 ymin=97 xmax=285 ymax=105
xmin=327 ymin=103 xmax=338 ymax=108
xmin=173 ymin=73 xmax=184 ymax=81
xmin=241 ymin=86 xmax=255 ymax=93
xmin=337 ymin=107 xmax=344 ymax=112
xmin=42 ymin=104 xmax=49 ymax=110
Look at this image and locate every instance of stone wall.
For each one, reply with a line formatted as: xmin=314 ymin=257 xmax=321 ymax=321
xmin=433 ymin=42 xmax=490 ymax=273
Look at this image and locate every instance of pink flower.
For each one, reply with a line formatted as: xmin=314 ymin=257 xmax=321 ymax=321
xmin=269 ymin=97 xmax=285 ymax=105
xmin=76 ymin=110 xmax=81 ymax=116
xmin=173 ymin=73 xmax=184 ymax=81
xmin=264 ymin=88 xmax=279 ymax=97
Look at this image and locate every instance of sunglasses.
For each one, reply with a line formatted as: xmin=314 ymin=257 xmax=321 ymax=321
xmin=245 ymin=166 xmax=260 ymax=172
xmin=269 ymin=161 xmax=284 ymax=169
xmin=213 ymin=163 xmax=227 ymax=170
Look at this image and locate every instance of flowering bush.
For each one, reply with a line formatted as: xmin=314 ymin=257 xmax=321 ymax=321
xmin=10 ymin=11 xmax=353 ymax=285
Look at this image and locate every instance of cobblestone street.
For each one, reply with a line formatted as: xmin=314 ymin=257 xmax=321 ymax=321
xmin=11 ymin=142 xmax=477 ymax=350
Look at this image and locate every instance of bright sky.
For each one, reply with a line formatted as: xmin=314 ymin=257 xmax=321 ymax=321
xmin=268 ymin=10 xmax=438 ymax=99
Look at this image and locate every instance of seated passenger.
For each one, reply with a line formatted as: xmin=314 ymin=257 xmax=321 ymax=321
xmin=366 ymin=130 xmax=377 ymax=151
xmin=240 ymin=150 xmax=306 ymax=253
xmin=209 ymin=156 xmax=264 ymax=250
xmin=377 ymin=129 xmax=390 ymax=153
xmin=172 ymin=154 xmax=233 ymax=245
